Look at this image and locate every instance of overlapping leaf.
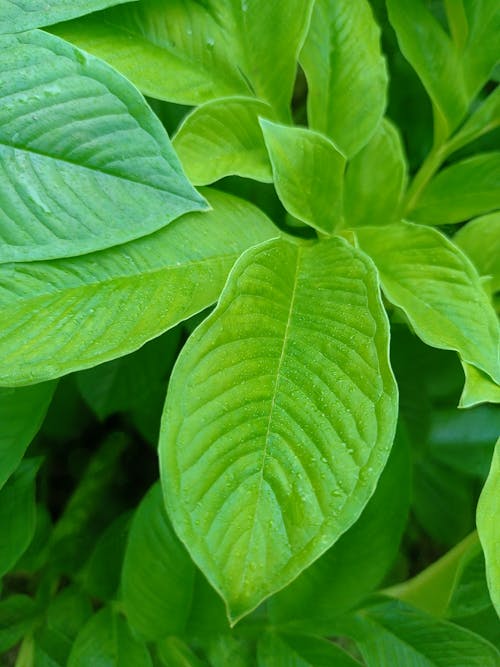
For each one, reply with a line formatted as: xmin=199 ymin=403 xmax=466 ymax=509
xmin=454 ymin=213 xmax=500 ymax=292
xmin=257 ymin=633 xmax=361 ymax=667
xmin=0 ymin=189 xmax=278 ymax=386
xmin=0 ymin=30 xmax=205 ymax=264
xmin=160 ymin=235 xmax=397 ymax=622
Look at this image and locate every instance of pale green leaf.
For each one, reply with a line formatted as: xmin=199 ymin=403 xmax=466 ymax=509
xmin=447 ymin=88 xmax=500 ymax=156
xmin=477 ymin=438 xmax=500 ymax=617
xmin=68 ymin=607 xmax=152 ymax=667
xmin=0 ymin=0 xmax=135 ymax=33
xmin=173 ymin=97 xmax=274 ymax=185
xmin=461 ymin=0 xmax=500 ymax=98
xmin=355 ymin=223 xmax=500 ymax=383
xmin=300 ymin=0 xmax=387 ymax=156
xmin=122 ymin=484 xmax=195 ymax=640
xmin=160 ymin=235 xmax=397 ymax=622
xmin=0 ymin=30 xmax=205 ymax=264
xmin=410 ymin=153 xmax=500 ymax=224
xmin=460 ymin=363 xmax=500 ymax=408
xmin=454 ymin=212 xmax=500 ymax=292
xmin=260 ymin=120 xmax=346 ymax=234
xmin=0 ymin=188 xmax=278 ymax=386
xmin=344 ymin=119 xmax=407 ymax=228
xmin=386 ymin=0 xmax=469 ymax=139
xmin=0 ymin=382 xmax=56 ymax=489
xmin=0 ymin=458 xmax=40 ymax=576
xmin=257 ymin=633 xmax=361 ymax=667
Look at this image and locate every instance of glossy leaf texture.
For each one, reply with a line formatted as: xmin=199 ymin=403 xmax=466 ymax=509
xmin=477 ymin=438 xmax=500 ymax=617
xmin=355 ymin=223 xmax=500 ymax=384
xmin=300 ymin=0 xmax=387 ymax=157
xmin=0 ymin=30 xmax=205 ymax=263
xmin=454 ymin=212 xmax=500 ymax=293
xmin=348 ymin=599 xmax=500 ymax=666
xmin=257 ymin=633 xmax=361 ymax=667
xmin=51 ymin=0 xmax=314 ymax=116
xmin=68 ymin=607 xmax=152 ymax=667
xmin=260 ymin=120 xmax=346 ymax=234
xmin=0 ymin=382 xmax=56 ymax=489
xmin=0 ymin=459 xmax=40 ymax=576
xmin=160 ymin=235 xmax=398 ymax=622
xmin=343 ymin=119 xmax=407 ymax=227
xmin=409 ymin=153 xmax=500 ymax=224
xmin=173 ymin=97 xmax=274 ymax=185
xmin=0 ymin=189 xmax=278 ymax=386
xmin=0 ymin=0 xmax=135 ymax=34
xmin=122 ymin=484 xmax=195 ymax=641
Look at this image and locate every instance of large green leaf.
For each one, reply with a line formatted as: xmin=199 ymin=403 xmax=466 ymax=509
xmin=0 ymin=189 xmax=278 ymax=386
xmin=257 ymin=633 xmax=361 ymax=667
xmin=52 ymin=0 xmax=314 ymax=116
xmin=0 ymin=1 xmax=135 ymax=34
xmin=160 ymin=235 xmax=397 ymax=622
xmin=477 ymin=438 xmax=500 ymax=617
xmin=0 ymin=382 xmax=56 ymax=489
xmin=0 ymin=458 xmax=40 ymax=576
xmin=410 ymin=153 xmax=500 ymax=224
xmin=260 ymin=120 xmax=346 ymax=234
xmin=461 ymin=0 xmax=500 ymax=98
xmin=173 ymin=97 xmax=274 ymax=185
xmin=122 ymin=484 xmax=195 ymax=641
xmin=355 ymin=223 xmax=500 ymax=383
xmin=300 ymin=0 xmax=388 ymax=157
xmin=446 ymin=87 xmax=500 ymax=156
xmin=0 ymin=30 xmax=205 ymax=264
xmin=454 ymin=213 xmax=500 ymax=292
xmin=343 ymin=119 xmax=407 ymax=228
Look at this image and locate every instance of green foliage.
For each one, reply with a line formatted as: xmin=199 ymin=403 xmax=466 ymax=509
xmin=0 ymin=0 xmax=498 ymax=664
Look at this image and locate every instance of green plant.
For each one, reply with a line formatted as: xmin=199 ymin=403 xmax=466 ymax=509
xmin=0 ymin=0 xmax=499 ymax=664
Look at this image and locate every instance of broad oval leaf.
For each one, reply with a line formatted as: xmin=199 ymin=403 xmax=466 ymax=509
xmin=0 ymin=29 xmax=205 ymax=263
xmin=0 ymin=1 xmax=135 ymax=34
xmin=355 ymin=223 xmax=500 ymax=384
xmin=0 ymin=189 xmax=278 ymax=386
xmin=160 ymin=235 xmax=398 ymax=622
xmin=260 ymin=120 xmax=346 ymax=234
xmin=409 ymin=153 xmax=500 ymax=225
xmin=477 ymin=438 xmax=500 ymax=617
xmin=0 ymin=382 xmax=56 ymax=489
xmin=122 ymin=484 xmax=195 ymax=641
xmin=300 ymin=0 xmax=388 ymax=157
xmin=174 ymin=97 xmax=274 ymax=185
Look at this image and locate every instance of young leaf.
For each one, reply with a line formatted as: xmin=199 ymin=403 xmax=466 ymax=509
xmin=260 ymin=120 xmax=346 ymax=234
xmin=257 ymin=633 xmax=362 ymax=667
xmin=459 ymin=363 xmax=500 ymax=408
xmin=173 ymin=98 xmax=274 ymax=185
xmin=477 ymin=438 xmax=500 ymax=617
xmin=0 ymin=0 xmax=135 ymax=34
xmin=343 ymin=119 xmax=407 ymax=228
xmin=454 ymin=212 xmax=500 ymax=292
xmin=409 ymin=153 xmax=500 ymax=224
xmin=122 ymin=484 xmax=195 ymax=641
xmin=355 ymin=223 xmax=500 ymax=384
xmin=461 ymin=0 xmax=500 ymax=99
xmin=0 ymin=458 xmax=40 ymax=576
xmin=0 ymin=189 xmax=278 ymax=386
xmin=446 ymin=87 xmax=500 ymax=156
xmin=160 ymin=235 xmax=397 ymax=622
xmin=0 ymin=30 xmax=206 ymax=264
xmin=0 ymin=382 xmax=56 ymax=489
xmin=68 ymin=607 xmax=152 ymax=667
xmin=300 ymin=0 xmax=388 ymax=157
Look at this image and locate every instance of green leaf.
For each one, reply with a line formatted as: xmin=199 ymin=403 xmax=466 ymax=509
xmin=355 ymin=222 xmax=500 ymax=383
xmin=51 ymin=0 xmax=314 ymax=116
xmin=446 ymin=88 xmax=500 ymax=156
xmin=268 ymin=426 xmax=410 ymax=632
xmin=68 ymin=607 xmax=152 ymax=667
xmin=173 ymin=97 xmax=274 ymax=185
xmin=0 ymin=458 xmax=40 ymax=576
xmin=409 ymin=153 xmax=500 ymax=224
xmin=260 ymin=120 xmax=346 ymax=234
xmin=156 ymin=637 xmax=207 ymax=667
xmin=0 ymin=188 xmax=278 ymax=386
xmin=0 ymin=595 xmax=40 ymax=654
xmin=122 ymin=483 xmax=195 ymax=640
xmin=160 ymin=235 xmax=397 ymax=622
xmin=343 ymin=119 xmax=407 ymax=228
xmin=477 ymin=437 xmax=500 ymax=617
xmin=461 ymin=0 xmax=500 ymax=98
xmin=0 ymin=1 xmax=135 ymax=33
xmin=454 ymin=212 xmax=500 ymax=293
xmin=0 ymin=382 xmax=56 ymax=489
xmin=257 ymin=633 xmax=362 ymax=667
xmin=386 ymin=0 xmax=469 ymax=139
xmin=459 ymin=363 xmax=500 ymax=408
xmin=0 ymin=30 xmax=206 ymax=264
xmin=206 ymin=635 xmax=254 ymax=667
xmin=348 ymin=599 xmax=500 ymax=666
xmin=300 ymin=0 xmax=388 ymax=156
